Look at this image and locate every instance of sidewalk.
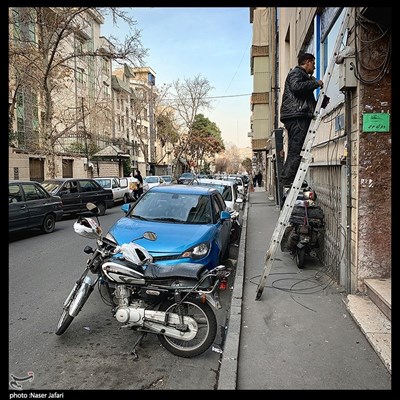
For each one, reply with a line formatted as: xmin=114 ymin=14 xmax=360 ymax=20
xmin=218 ymin=187 xmax=391 ymax=390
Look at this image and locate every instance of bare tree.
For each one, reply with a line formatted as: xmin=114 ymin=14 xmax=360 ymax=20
xmin=168 ymin=74 xmax=214 ymax=173
xmin=9 ymin=7 xmax=148 ymax=178
xmin=214 ymin=156 xmax=229 ymax=174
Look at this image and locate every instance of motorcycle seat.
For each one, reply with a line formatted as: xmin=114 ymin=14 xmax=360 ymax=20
xmin=144 ymin=262 xmax=207 ymax=280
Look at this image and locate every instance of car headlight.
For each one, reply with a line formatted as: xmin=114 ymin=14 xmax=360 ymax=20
xmin=181 ymin=242 xmax=210 ymax=260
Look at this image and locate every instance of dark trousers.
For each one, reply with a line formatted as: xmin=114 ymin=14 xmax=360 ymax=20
xmin=280 ymin=118 xmax=311 ymax=186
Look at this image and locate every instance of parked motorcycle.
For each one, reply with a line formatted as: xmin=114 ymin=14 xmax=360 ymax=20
xmin=280 ymin=185 xmax=324 ymax=269
xmin=229 ymin=209 xmax=241 ymax=244
xmin=55 ymin=203 xmax=230 ymax=358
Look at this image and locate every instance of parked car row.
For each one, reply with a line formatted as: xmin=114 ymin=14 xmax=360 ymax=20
xmin=9 ymin=178 xmax=114 ymax=235
xmin=9 ymin=174 xmax=247 ymax=269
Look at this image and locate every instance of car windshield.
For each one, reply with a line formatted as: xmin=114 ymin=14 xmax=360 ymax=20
xmin=41 ymin=181 xmax=62 ymax=193
xmin=144 ymin=176 xmax=158 ymax=184
xmin=129 ymin=191 xmax=212 ymax=224
xmin=161 ymin=176 xmax=172 ymax=182
xmin=181 ymin=173 xmax=194 ymax=178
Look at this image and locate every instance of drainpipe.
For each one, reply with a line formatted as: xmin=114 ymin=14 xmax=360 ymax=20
xmin=274 ymin=7 xmax=279 ymax=130
xmin=345 ymin=90 xmax=352 ymax=294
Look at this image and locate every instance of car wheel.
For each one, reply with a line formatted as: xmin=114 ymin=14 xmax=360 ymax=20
xmin=96 ymin=202 xmax=106 ymax=216
xmin=41 ymin=214 xmax=56 ymax=233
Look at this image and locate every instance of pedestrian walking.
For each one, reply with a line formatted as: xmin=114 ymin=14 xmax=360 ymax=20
xmin=257 ymin=171 xmax=263 ymax=187
xmin=279 ymin=53 xmax=324 ymax=187
xmin=133 ymin=169 xmax=143 ymax=200
xmin=252 ymin=173 xmax=257 ymax=188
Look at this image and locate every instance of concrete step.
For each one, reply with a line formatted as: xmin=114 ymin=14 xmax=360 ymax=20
xmin=346 ymin=294 xmax=391 ymax=374
xmin=364 ymin=278 xmax=391 ymax=321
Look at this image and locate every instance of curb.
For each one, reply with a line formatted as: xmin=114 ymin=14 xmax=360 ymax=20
xmin=217 ymin=199 xmax=248 ymax=389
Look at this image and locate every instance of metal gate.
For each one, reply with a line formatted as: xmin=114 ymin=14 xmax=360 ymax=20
xmin=309 ymin=165 xmax=345 ymax=285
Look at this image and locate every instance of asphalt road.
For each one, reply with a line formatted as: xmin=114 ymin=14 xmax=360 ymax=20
xmin=9 ymin=204 xmax=239 ymax=392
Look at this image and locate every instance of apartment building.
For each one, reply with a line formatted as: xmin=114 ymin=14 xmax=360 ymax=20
xmin=249 ymin=7 xmax=391 ymax=371
xmin=8 ymin=7 xmax=162 ymax=180
xmin=249 ymin=7 xmax=391 ymax=295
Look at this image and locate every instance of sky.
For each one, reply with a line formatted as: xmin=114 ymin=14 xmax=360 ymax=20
xmin=100 ymin=7 xmax=253 ymax=149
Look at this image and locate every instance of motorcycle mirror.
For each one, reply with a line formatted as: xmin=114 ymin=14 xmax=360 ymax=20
xmin=86 ymin=202 xmax=101 ymax=226
xmin=86 ymin=202 xmax=99 ymax=213
xmin=143 ymin=231 xmax=157 ymax=241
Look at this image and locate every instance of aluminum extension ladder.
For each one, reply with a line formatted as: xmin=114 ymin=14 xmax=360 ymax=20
xmin=255 ymin=7 xmax=351 ymax=300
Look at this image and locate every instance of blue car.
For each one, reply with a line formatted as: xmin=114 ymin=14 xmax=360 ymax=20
xmin=106 ymin=185 xmax=232 ymax=269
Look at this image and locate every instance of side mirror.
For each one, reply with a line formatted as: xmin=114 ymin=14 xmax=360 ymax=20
xmin=121 ymin=203 xmax=130 ymax=214
xmin=220 ymin=210 xmax=231 ymax=221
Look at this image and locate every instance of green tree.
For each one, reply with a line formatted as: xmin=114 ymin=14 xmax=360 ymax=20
xmin=186 ymin=114 xmax=225 ymax=171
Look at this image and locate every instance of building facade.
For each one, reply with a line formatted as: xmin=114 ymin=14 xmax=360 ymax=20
xmin=249 ymin=7 xmax=391 ymax=294
xmin=8 ymin=7 xmax=170 ymax=181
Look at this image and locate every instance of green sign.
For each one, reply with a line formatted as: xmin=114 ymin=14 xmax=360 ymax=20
xmin=362 ymin=113 xmax=390 ymax=132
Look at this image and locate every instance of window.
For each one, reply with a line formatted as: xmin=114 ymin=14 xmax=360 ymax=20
xmin=79 ymin=180 xmax=97 ymax=192
xmin=212 ymin=193 xmax=225 ymax=223
xmin=9 ymin=184 xmax=23 ymax=203
xmin=102 ymin=57 xmax=110 ymax=75
xmin=12 ymin=8 xmax=21 ymax=41
xmin=22 ymin=183 xmax=47 ymax=201
xmin=221 ymin=186 xmax=233 ymax=202
xmin=76 ymin=67 xmax=85 ymax=85
xmin=76 ymin=39 xmax=86 ymax=57
xmin=318 ymin=8 xmax=347 ymax=110
xmin=11 ymin=8 xmax=35 ymax=43
xmin=103 ymin=85 xmax=109 ymax=99
xmin=62 ymin=180 xmax=78 ymax=194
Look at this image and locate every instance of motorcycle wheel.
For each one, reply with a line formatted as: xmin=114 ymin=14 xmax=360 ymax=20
xmin=295 ymin=247 xmax=306 ymax=269
xmin=55 ymin=309 xmax=74 ymax=336
xmin=157 ymin=298 xmax=217 ymax=358
xmin=55 ymin=278 xmax=92 ymax=335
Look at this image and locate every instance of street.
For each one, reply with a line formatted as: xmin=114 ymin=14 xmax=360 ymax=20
xmin=9 ymin=205 xmax=239 ymax=391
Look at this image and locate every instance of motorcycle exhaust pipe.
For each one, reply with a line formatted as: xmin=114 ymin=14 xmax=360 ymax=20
xmin=69 ymin=276 xmax=93 ymax=317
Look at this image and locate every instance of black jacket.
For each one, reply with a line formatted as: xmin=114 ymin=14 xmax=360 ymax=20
xmin=280 ymin=66 xmax=319 ymax=122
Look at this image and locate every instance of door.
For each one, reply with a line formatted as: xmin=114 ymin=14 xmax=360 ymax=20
xmin=20 ymin=182 xmax=49 ymax=228
xmin=62 ymin=159 xmax=73 ymax=178
xmin=58 ymin=180 xmax=81 ymax=213
xmin=78 ymin=179 xmax=102 ymax=209
xmin=212 ymin=193 xmax=231 ymax=254
xmin=9 ymin=183 xmax=28 ymax=231
xmin=29 ymin=158 xmax=44 ymax=182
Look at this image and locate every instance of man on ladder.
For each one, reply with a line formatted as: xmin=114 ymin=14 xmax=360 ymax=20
xmin=279 ymin=53 xmax=324 ymax=191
